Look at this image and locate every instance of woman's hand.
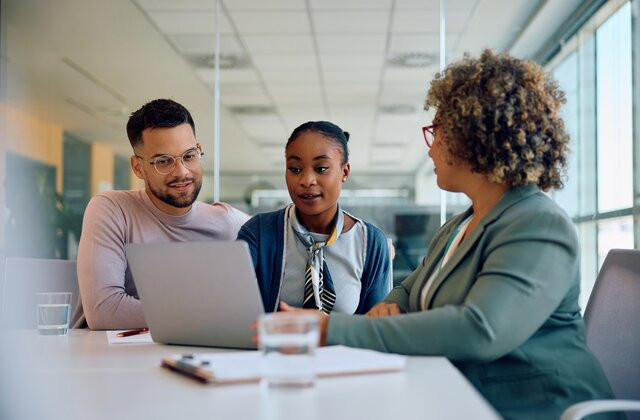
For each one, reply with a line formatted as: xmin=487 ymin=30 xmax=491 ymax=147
xmin=366 ymin=302 xmax=401 ymax=318
xmin=279 ymin=302 xmax=330 ymax=346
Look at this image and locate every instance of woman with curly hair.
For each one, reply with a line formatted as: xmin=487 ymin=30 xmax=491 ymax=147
xmin=281 ymin=50 xmax=615 ymax=419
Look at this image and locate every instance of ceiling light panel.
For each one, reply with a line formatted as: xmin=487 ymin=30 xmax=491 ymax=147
xmin=242 ymin=34 xmax=314 ymax=54
xmin=229 ymin=12 xmax=310 ymax=35
xmin=316 ymin=35 xmax=387 ymax=54
xmin=147 ymin=11 xmax=234 ymax=35
xmin=168 ymin=34 xmax=243 ymax=55
xmin=312 ymin=11 xmax=390 ymax=34
xmin=223 ymin=0 xmax=306 ymax=11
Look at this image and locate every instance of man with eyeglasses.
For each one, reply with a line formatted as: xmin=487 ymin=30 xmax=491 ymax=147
xmin=74 ymin=99 xmax=248 ymax=330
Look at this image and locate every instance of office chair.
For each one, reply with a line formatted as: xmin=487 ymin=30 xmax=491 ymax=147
xmin=561 ymin=249 xmax=640 ymax=420
xmin=1 ymin=257 xmax=79 ymax=329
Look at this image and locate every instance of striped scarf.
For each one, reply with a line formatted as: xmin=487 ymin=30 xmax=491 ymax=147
xmin=290 ymin=204 xmax=344 ymax=315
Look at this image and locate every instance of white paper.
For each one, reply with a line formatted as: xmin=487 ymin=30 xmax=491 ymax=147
xmin=106 ymin=330 xmax=154 ymax=345
xmin=166 ymin=345 xmax=406 ymax=382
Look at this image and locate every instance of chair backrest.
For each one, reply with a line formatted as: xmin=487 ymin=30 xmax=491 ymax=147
xmin=1 ymin=258 xmax=78 ymax=329
xmin=584 ymin=249 xmax=640 ymax=401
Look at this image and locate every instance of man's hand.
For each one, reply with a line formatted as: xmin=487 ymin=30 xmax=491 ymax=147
xmin=366 ymin=302 xmax=401 ymax=318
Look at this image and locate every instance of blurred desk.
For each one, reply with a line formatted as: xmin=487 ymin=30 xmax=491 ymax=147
xmin=0 ymin=330 xmax=499 ymax=420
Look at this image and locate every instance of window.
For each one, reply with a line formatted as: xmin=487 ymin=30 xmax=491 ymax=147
xmin=549 ymin=1 xmax=635 ymax=305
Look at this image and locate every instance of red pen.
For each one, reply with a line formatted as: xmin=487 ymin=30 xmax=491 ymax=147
xmin=116 ymin=328 xmax=149 ymax=337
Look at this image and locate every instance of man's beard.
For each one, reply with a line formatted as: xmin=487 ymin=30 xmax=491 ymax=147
xmin=148 ymin=177 xmax=202 ymax=208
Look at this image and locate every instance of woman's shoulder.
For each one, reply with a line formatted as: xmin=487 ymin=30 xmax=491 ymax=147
xmin=241 ymin=208 xmax=287 ymax=231
xmin=492 ymin=190 xmax=577 ymax=243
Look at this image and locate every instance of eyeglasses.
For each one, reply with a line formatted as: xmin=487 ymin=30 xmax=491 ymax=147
xmin=422 ymin=124 xmax=438 ymax=148
xmin=136 ymin=146 xmax=204 ymax=175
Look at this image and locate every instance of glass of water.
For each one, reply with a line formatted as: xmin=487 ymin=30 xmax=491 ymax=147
xmin=258 ymin=313 xmax=320 ymax=387
xmin=36 ymin=292 xmax=72 ymax=336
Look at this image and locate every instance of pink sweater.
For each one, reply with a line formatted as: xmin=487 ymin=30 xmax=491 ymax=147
xmin=74 ymin=189 xmax=248 ymax=329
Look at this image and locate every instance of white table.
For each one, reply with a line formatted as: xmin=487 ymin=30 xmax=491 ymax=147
xmin=0 ymin=330 xmax=499 ymax=420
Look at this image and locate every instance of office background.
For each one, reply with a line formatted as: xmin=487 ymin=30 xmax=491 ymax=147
xmin=0 ymin=0 xmax=636 ymax=309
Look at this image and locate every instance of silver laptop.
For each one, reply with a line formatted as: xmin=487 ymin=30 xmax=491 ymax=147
xmin=125 ymin=241 xmax=264 ymax=349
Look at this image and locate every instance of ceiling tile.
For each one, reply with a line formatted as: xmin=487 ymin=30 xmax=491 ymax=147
xmin=370 ymin=146 xmax=405 ymax=160
xmin=229 ymin=11 xmax=310 ymax=34
xmin=312 ymin=11 xmax=389 ymax=34
xmin=325 ymin=83 xmax=378 ymax=97
xmin=328 ymin=91 xmax=377 ymax=107
xmin=220 ymin=91 xmax=272 ymax=106
xmin=220 ymin=83 xmax=267 ymax=97
xmin=383 ymin=67 xmax=434 ymax=83
xmin=267 ymin=84 xmax=322 ymax=97
xmin=323 ymin=69 xmax=381 ymax=83
xmin=274 ymin=95 xmax=325 ymax=109
xmin=196 ymin=68 xmax=261 ymax=84
xmin=388 ymin=34 xmax=438 ymax=53
xmin=242 ymin=34 xmax=314 ymax=54
xmin=316 ymin=34 xmax=387 ymax=54
xmin=147 ymin=11 xmax=234 ymax=35
xmin=261 ymin=69 xmax=320 ymax=84
xmin=391 ymin=9 xmax=471 ymax=33
xmin=394 ymin=0 xmax=438 ymax=10
xmin=395 ymin=0 xmax=477 ymax=8
xmin=235 ymin=114 xmax=288 ymax=139
xmin=251 ymin=54 xmax=317 ymax=70
xmin=271 ymin=91 xmax=324 ymax=107
xmin=328 ymin=106 xmax=377 ymax=119
xmin=168 ymin=34 xmax=243 ymax=55
xmin=320 ymin=54 xmax=383 ymax=71
xmin=310 ymin=0 xmax=391 ymax=9
xmin=136 ymin=0 xmax=216 ymax=11
xmin=282 ymin=118 xmax=327 ymax=131
xmin=223 ymin=0 xmax=306 ymax=11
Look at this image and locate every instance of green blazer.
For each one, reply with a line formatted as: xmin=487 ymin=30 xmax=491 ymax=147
xmin=327 ymin=185 xmax=614 ymax=419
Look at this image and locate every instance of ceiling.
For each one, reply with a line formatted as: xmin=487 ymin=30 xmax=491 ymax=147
xmin=2 ymin=0 xmax=584 ymax=174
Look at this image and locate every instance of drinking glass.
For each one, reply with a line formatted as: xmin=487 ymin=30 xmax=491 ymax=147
xmin=36 ymin=292 xmax=72 ymax=336
xmin=258 ymin=313 xmax=319 ymax=387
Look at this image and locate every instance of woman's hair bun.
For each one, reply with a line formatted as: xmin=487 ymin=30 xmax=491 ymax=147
xmin=343 ymin=131 xmax=350 ymax=142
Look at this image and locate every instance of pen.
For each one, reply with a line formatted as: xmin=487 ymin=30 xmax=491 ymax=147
xmin=116 ymin=328 xmax=149 ymax=337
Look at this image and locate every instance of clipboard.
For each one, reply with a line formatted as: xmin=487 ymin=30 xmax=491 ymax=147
xmin=161 ymin=345 xmax=406 ymax=385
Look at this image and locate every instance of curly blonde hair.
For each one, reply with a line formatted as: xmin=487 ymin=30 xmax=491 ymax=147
xmin=425 ymin=49 xmax=569 ymax=191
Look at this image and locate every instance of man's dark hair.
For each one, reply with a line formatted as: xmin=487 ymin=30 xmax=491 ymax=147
xmin=126 ymin=99 xmax=195 ymax=148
